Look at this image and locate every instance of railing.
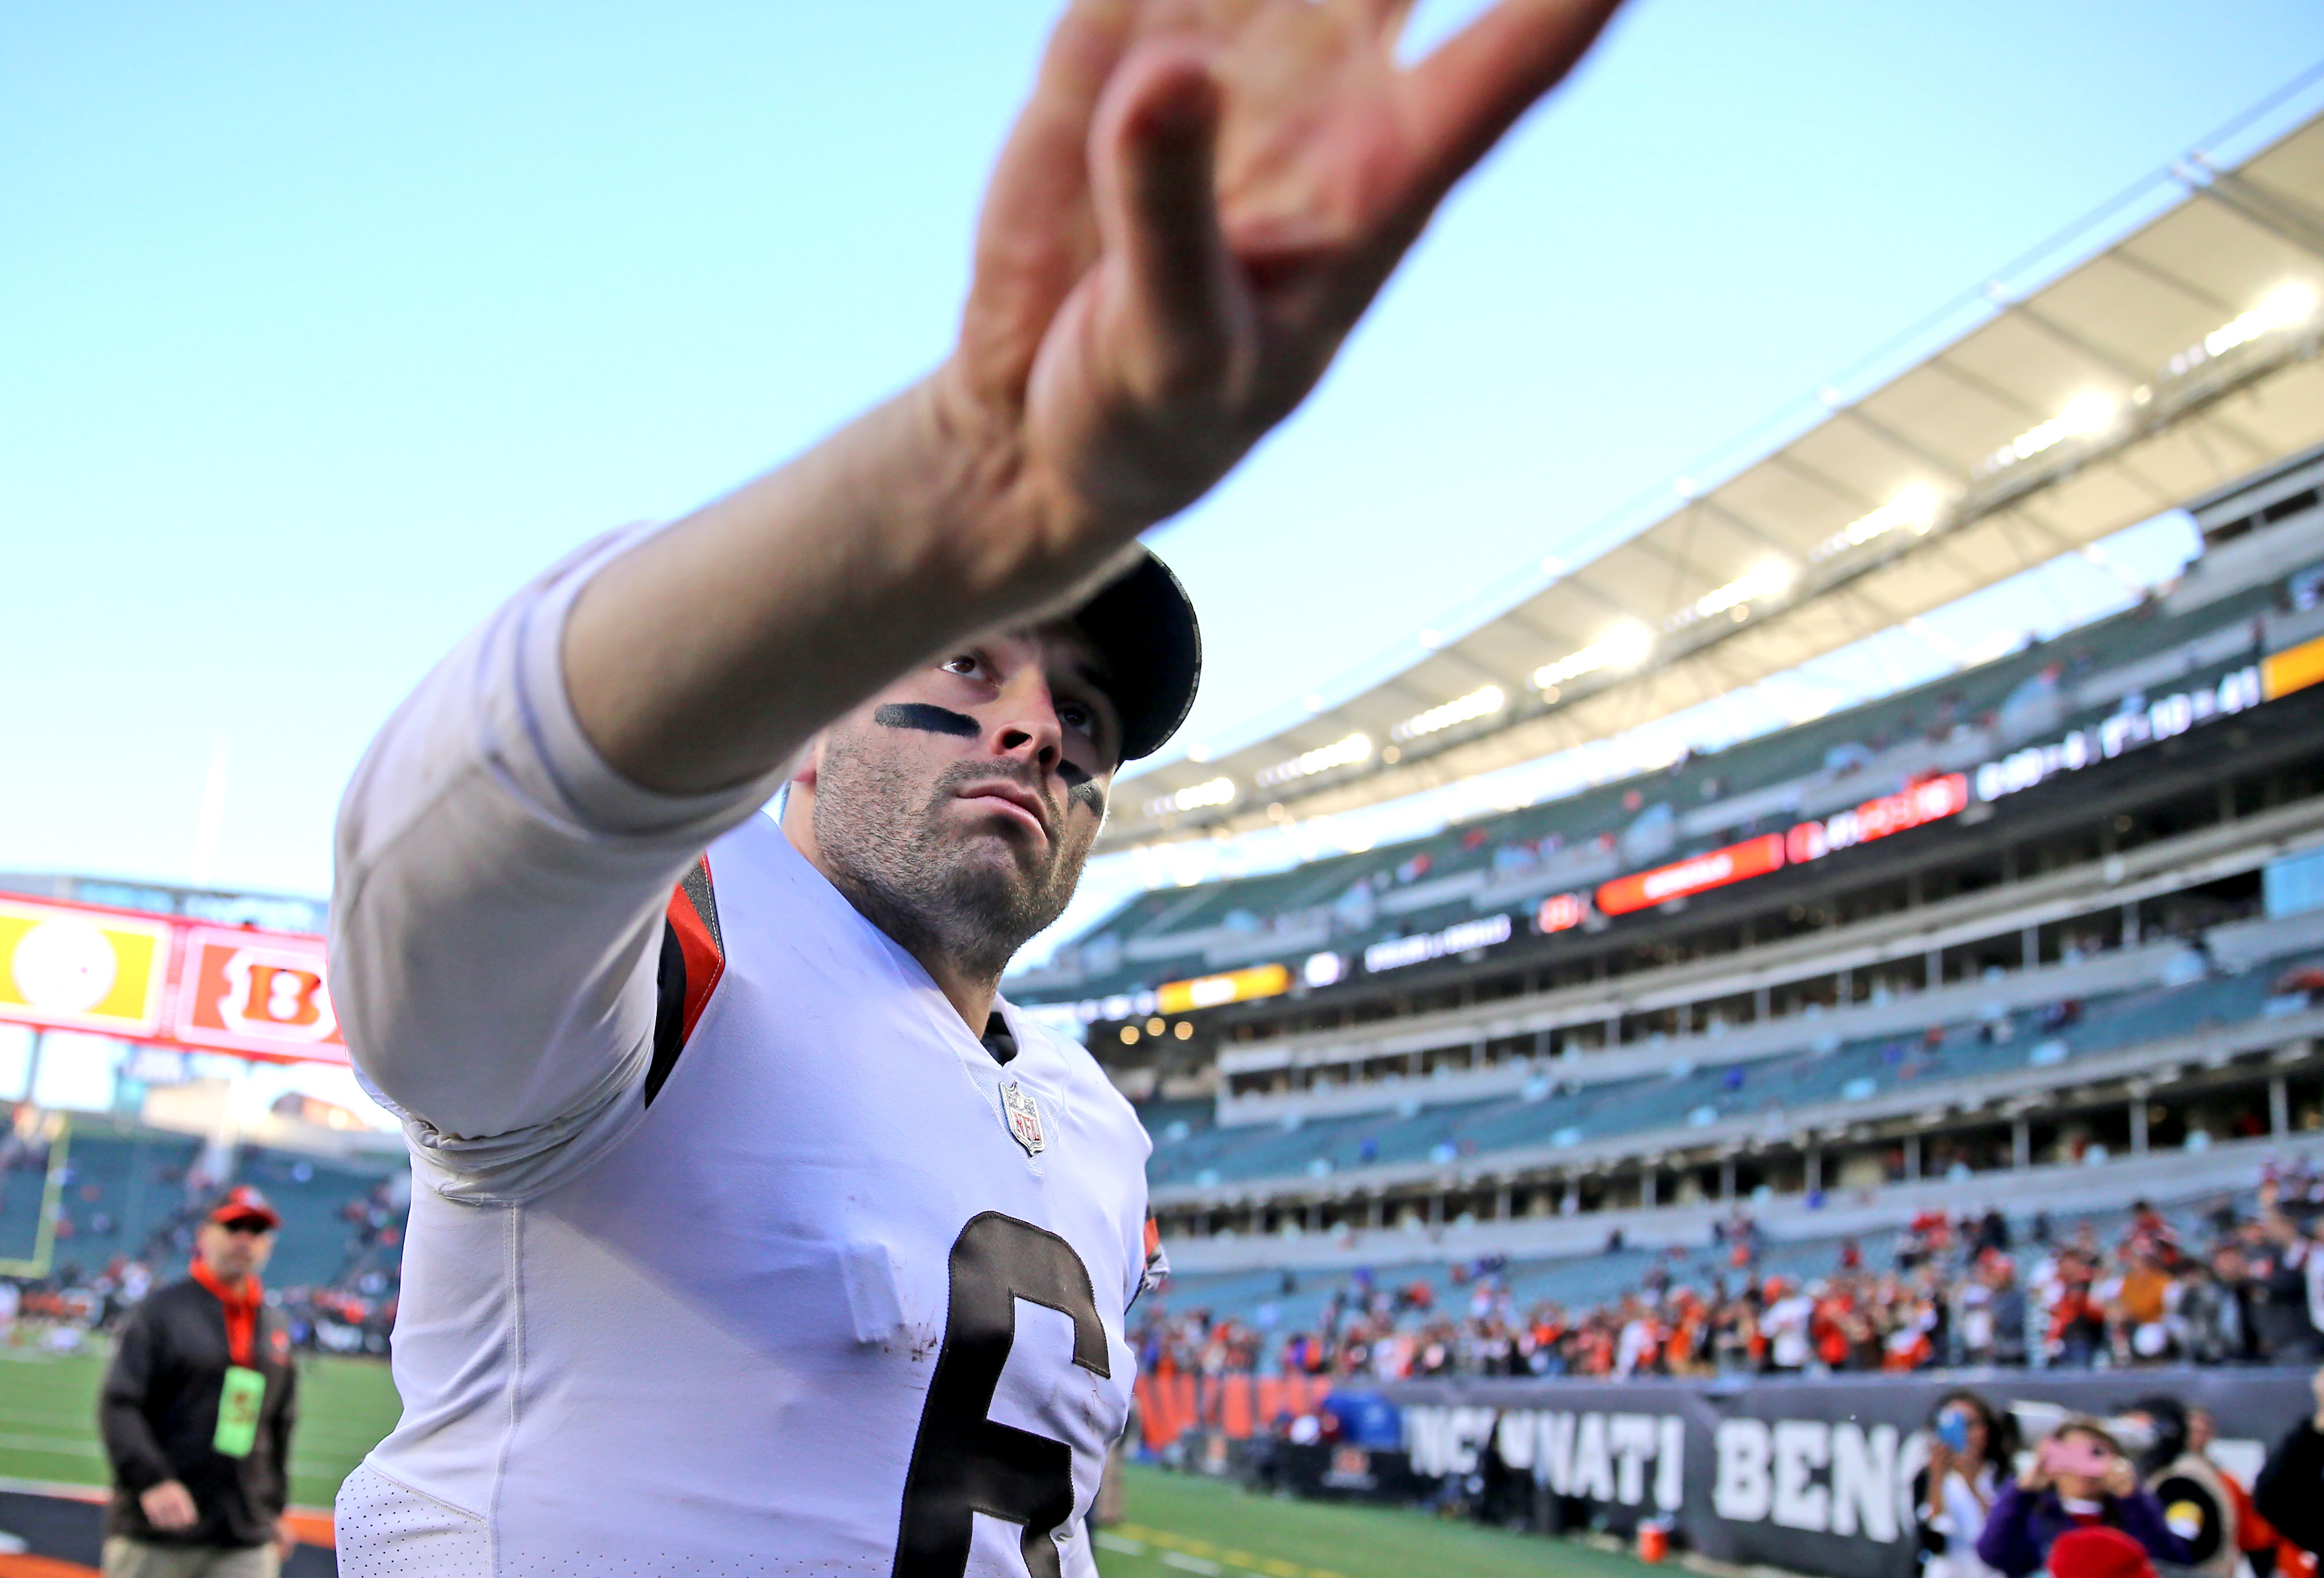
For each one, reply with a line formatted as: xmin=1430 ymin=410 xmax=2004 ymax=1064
xmin=1156 ymin=1126 xmax=2324 ymax=1275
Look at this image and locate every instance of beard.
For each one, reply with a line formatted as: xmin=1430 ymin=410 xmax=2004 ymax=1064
xmin=811 ymin=731 xmax=1094 ymax=988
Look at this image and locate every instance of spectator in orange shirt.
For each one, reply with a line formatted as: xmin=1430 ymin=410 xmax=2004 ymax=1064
xmin=2112 ymin=1242 xmax=2175 ymax=1362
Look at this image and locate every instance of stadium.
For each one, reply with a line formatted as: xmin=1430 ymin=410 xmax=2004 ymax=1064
xmin=8 ymin=47 xmax=2324 ymax=1578
xmin=1002 ymin=98 xmax=2324 ymax=1575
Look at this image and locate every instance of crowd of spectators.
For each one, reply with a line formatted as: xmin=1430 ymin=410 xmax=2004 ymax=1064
xmin=1132 ymin=1161 xmax=2324 ymax=1385
xmin=0 ymin=1140 xmax=407 ymax=1359
xmin=3 ymin=1248 xmax=401 ymax=1360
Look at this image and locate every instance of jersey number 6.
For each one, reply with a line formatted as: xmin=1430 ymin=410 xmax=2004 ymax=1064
xmin=892 ymin=1212 xmax=1111 ymax=1578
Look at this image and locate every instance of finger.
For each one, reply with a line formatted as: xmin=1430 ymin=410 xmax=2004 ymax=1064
xmin=1087 ymin=44 xmax=1252 ymax=406
xmin=1399 ymin=0 xmax=1626 ymax=202
xmin=1328 ymin=0 xmax=1418 ymax=44
xmin=1190 ymin=0 xmax=1267 ymax=31
xmin=960 ymin=0 xmax=1137 ymax=400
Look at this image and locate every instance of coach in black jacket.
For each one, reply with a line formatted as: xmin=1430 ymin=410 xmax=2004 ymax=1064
xmin=98 ymin=1186 xmax=298 ymax=1577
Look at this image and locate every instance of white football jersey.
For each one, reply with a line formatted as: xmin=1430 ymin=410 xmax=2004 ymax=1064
xmin=328 ymin=523 xmax=1154 ymax=1578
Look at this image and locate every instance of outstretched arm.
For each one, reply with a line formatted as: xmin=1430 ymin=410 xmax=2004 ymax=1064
xmin=564 ymin=0 xmax=1624 ymax=795
xmin=334 ymin=0 xmax=1621 ymax=1157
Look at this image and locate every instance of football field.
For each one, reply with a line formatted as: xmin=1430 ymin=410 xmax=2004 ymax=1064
xmin=1094 ymin=1468 xmax=1655 ymax=1578
xmin=0 ymin=1344 xmax=401 ymax=1510
xmin=0 ymin=1345 xmax=1646 ymax=1576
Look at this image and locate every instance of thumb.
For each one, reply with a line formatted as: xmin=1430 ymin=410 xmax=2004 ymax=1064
xmin=1086 ymin=44 xmax=1252 ymax=410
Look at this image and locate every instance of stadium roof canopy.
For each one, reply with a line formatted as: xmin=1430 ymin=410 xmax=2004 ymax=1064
xmin=1106 ymin=107 xmax=2324 ymax=854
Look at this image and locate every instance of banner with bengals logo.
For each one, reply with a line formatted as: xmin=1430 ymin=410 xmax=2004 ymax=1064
xmin=0 ymin=892 xmax=346 ymax=1067
xmin=171 ymin=926 xmax=345 ymax=1061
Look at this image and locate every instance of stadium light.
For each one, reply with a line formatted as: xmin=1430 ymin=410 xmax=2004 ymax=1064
xmin=2166 ymin=281 xmax=2318 ymax=377
xmin=1532 ymin=622 xmax=1652 ymax=691
xmin=1810 ymin=483 xmax=1943 ymax=562
xmin=1255 ymin=732 xmax=1372 ymax=788
xmin=1976 ymin=390 xmax=2117 ymax=476
xmin=1390 ymin=685 xmax=1506 ymax=742
xmin=1143 ymin=776 xmax=1237 ymax=819
xmin=1664 ymin=559 xmax=1793 ymax=632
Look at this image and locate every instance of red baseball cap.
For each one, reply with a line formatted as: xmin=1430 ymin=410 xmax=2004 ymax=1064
xmin=207 ymin=1186 xmax=281 ymax=1231
xmin=2048 ymin=1527 xmax=2156 ymax=1578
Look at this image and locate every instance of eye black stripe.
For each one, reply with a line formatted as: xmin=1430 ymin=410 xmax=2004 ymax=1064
xmin=873 ymin=702 xmax=979 ymax=738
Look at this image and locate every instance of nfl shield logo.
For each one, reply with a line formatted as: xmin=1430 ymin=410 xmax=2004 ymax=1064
xmin=1000 ymin=1080 xmax=1045 ymax=1156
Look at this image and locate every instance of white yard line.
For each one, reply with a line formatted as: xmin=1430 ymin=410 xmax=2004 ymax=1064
xmin=0 ymin=1433 xmax=101 ymax=1458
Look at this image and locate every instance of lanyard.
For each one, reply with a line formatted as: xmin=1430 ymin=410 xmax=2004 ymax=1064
xmin=188 ymin=1259 xmax=261 ymax=1367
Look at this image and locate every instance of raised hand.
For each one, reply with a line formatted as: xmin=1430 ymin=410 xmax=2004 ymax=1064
xmin=951 ymin=0 xmax=1624 ymax=541
xmin=561 ymin=0 xmax=1623 ymax=797
xmin=1926 ymin=1437 xmax=1956 ymax=1487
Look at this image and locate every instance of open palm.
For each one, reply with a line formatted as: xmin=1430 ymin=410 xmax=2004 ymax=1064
xmin=953 ymin=0 xmax=1623 ymax=538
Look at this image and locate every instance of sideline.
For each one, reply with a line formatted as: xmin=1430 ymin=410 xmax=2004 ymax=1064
xmin=0 ymin=1476 xmax=333 ymax=1543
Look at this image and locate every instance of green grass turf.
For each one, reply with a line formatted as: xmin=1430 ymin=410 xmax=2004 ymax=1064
xmin=3 ymin=1346 xmax=1649 ymax=1575
xmin=1095 ymin=1464 xmax=1653 ymax=1578
xmin=0 ymin=1345 xmax=402 ymax=1510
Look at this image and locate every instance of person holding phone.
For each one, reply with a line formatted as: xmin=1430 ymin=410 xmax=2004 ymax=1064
xmin=1976 ymin=1419 xmax=2191 ymax=1578
xmin=1914 ymin=1389 xmax=2015 ymax=1578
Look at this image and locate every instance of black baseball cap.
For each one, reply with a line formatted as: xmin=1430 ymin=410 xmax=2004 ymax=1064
xmin=1069 ymin=549 xmax=1202 ymax=764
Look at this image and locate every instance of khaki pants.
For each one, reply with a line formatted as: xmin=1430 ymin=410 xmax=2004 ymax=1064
xmin=100 ymin=1537 xmax=280 ymax=1578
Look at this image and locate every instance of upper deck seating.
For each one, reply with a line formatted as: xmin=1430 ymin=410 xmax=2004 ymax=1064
xmin=1026 ymin=578 xmax=2286 ymax=1007
xmin=1138 ymin=944 xmax=2322 ymax=1192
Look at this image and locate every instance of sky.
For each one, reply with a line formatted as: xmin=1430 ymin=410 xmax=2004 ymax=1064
xmin=7 ymin=4 xmax=2324 ymax=1000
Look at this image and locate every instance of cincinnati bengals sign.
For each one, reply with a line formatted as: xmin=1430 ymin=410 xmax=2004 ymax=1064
xmin=0 ymin=892 xmax=345 ymax=1066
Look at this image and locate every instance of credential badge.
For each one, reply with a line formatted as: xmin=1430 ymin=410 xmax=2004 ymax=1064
xmin=1000 ymin=1080 xmax=1046 ymax=1157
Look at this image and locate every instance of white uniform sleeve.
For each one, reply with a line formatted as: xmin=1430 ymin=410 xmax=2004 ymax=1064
xmin=329 ymin=523 xmax=791 ymax=1199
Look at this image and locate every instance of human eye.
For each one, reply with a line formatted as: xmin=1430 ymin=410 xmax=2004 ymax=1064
xmin=940 ymin=653 xmax=982 ymax=677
